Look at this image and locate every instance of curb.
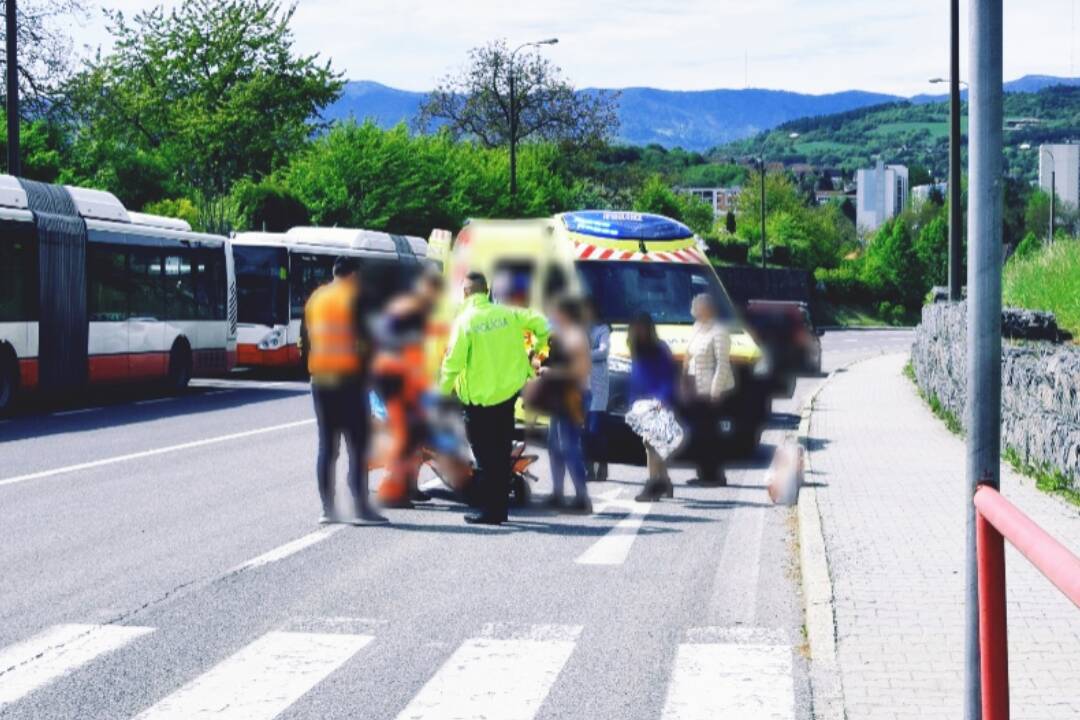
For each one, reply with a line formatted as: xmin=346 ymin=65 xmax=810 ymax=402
xmin=797 ymin=366 xmax=849 ymax=720
xmin=818 ymin=325 xmax=914 ymax=332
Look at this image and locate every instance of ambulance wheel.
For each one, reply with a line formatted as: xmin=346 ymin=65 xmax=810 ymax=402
xmin=0 ymin=346 xmax=17 ymax=415
xmin=510 ymin=474 xmax=532 ymax=507
xmin=166 ymin=340 xmax=193 ymax=393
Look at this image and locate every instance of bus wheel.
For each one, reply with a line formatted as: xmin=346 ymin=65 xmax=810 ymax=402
xmin=0 ymin=348 xmax=17 ymax=414
xmin=166 ymin=341 xmax=193 ymax=393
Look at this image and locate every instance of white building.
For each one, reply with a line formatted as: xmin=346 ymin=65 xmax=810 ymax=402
xmin=856 ymin=160 xmax=909 ymax=232
xmin=682 ymin=187 xmax=741 ymax=218
xmin=1038 ymin=143 xmax=1080 ymax=211
xmin=911 ymin=182 xmax=947 ymax=206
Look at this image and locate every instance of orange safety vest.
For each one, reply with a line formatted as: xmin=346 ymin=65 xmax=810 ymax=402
xmin=305 ymin=280 xmax=364 ymax=376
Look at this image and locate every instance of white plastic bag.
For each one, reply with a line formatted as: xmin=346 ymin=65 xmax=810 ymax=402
xmin=625 ymin=399 xmax=685 ymax=461
xmin=766 ymin=441 xmax=805 ymax=506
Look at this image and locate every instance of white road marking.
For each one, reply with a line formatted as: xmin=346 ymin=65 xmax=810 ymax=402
xmin=52 ymin=407 xmax=102 ymax=417
xmin=575 ymin=497 xmax=653 ymax=566
xmin=231 ymin=526 xmax=345 ymax=573
xmin=0 ymin=624 xmax=154 ymax=708
xmin=202 ymin=390 xmax=235 ymax=396
xmin=133 ymin=631 xmax=371 ymax=720
xmin=134 ymin=397 xmax=173 ymax=406
xmin=0 ymin=419 xmax=315 ymax=489
xmin=394 ymin=624 xmax=581 ymax=720
xmin=661 ymin=627 xmax=794 ymax=720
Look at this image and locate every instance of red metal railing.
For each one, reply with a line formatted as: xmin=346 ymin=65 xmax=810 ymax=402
xmin=973 ymin=485 xmax=1080 ymax=720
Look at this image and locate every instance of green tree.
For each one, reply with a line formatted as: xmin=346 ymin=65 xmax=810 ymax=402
xmin=632 ymin=175 xmax=714 ymax=236
xmin=65 ymin=0 xmax=342 ymax=231
xmin=1024 ymin=190 xmax=1051 ymax=241
xmin=914 ymin=213 xmax=948 ymax=287
xmin=230 ymin=178 xmax=310 ymax=232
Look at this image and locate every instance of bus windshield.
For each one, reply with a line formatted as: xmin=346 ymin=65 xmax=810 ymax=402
xmin=234 ymin=245 xmax=289 ymax=327
xmin=576 ymin=261 xmax=736 ymax=325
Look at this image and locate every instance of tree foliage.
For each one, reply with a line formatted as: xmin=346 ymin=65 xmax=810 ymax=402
xmin=65 ymin=0 xmax=342 ymax=230
xmin=0 ymin=0 xmax=86 ymax=117
xmin=417 ymin=40 xmax=618 ymax=153
xmin=282 ymin=122 xmax=580 ymax=237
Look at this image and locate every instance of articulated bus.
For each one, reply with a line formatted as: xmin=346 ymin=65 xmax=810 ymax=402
xmin=0 ymin=176 xmax=237 ymax=413
xmin=231 ymin=227 xmax=428 ymax=368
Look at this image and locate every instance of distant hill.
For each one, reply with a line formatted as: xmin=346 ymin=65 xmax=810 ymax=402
xmin=712 ymin=85 xmax=1080 ymax=181
xmin=322 ymin=75 xmax=1080 ymax=152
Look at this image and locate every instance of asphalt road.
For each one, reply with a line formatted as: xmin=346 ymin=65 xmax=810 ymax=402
xmin=0 ymin=328 xmax=912 ymax=720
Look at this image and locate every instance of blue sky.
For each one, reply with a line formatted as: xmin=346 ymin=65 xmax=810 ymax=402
xmin=87 ymin=0 xmax=1079 ymax=95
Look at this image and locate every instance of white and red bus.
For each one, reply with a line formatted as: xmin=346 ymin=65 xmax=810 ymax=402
xmin=0 ymin=176 xmax=237 ymax=412
xmin=231 ymin=227 xmax=427 ymax=368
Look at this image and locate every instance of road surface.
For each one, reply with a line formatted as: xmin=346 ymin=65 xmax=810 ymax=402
xmin=0 ymin=329 xmax=911 ymax=719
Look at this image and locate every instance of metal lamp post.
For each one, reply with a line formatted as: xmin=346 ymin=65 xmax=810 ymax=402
xmin=930 ymin=70 xmax=968 ymax=301
xmin=508 ymin=38 xmax=558 ymax=206
xmin=5 ymin=0 xmax=18 ymax=176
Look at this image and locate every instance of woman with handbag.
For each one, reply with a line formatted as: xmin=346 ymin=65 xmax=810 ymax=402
xmin=538 ymin=297 xmax=593 ymax=514
xmin=682 ymin=293 xmax=735 ymax=486
xmin=627 ymin=313 xmax=678 ymax=501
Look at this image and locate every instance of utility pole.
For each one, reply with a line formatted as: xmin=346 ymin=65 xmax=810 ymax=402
xmin=1049 ymin=159 xmax=1056 ymax=245
xmin=948 ymin=0 xmax=963 ymax=300
xmin=5 ymin=0 xmax=19 ymax=176
xmin=965 ymin=0 xmax=1004 ymax=717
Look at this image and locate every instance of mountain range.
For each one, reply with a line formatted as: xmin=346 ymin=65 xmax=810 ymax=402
xmin=323 ymin=75 xmax=1080 ymax=152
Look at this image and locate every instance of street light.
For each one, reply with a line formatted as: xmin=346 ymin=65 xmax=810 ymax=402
xmin=1020 ymin=143 xmax=1055 ymax=244
xmin=758 ymin=131 xmax=799 ymax=270
xmin=508 ymin=38 xmax=558 ymax=206
xmin=5 ymin=0 xmax=19 ymax=176
xmin=929 ymin=72 xmax=967 ymax=301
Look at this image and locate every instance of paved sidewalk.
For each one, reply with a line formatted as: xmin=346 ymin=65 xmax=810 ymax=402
xmin=808 ymin=353 xmax=1080 ymax=720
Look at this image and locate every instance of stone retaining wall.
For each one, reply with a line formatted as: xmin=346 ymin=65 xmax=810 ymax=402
xmin=911 ymin=302 xmax=1080 ymax=491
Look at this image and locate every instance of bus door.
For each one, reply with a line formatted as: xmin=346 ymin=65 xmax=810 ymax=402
xmin=127 ymin=247 xmax=166 ymax=378
xmin=86 ymin=243 xmax=131 ymax=382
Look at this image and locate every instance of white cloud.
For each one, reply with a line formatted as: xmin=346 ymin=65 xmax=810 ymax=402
xmin=78 ymin=0 xmax=1080 ymax=95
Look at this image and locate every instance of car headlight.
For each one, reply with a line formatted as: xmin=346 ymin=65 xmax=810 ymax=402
xmin=258 ymin=327 xmax=286 ymax=350
xmin=752 ymin=355 xmax=772 ymax=378
xmin=607 ymin=355 xmax=631 ymax=374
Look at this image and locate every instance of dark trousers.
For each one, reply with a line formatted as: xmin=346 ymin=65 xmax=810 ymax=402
xmin=684 ymin=397 xmax=724 ymax=483
xmin=463 ymin=395 xmax=517 ymax=521
xmin=312 ymin=381 xmax=370 ymax=515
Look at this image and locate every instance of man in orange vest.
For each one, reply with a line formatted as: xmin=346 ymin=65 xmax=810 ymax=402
xmin=300 ymin=256 xmax=387 ymax=525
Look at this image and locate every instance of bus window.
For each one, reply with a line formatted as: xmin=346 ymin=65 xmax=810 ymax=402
xmin=233 ymin=245 xmax=289 ymax=327
xmin=358 ymin=257 xmax=404 ymax=311
xmin=193 ymin=249 xmax=224 ymax=320
xmin=129 ymin=248 xmax=163 ymax=319
xmin=88 ymin=245 xmax=128 ymax=322
xmin=290 ymin=253 xmax=334 ymax=318
xmin=0 ymin=228 xmax=37 ymax=322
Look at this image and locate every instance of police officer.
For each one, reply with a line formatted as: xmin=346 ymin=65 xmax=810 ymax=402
xmin=439 ymin=272 xmax=550 ymax=525
xmin=300 ymin=256 xmax=387 ymax=525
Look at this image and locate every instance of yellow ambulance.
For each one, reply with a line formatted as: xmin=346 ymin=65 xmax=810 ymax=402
xmin=429 ymin=210 xmax=772 ymax=458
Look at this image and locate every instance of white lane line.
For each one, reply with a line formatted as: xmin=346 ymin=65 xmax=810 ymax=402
xmin=574 ymin=498 xmax=653 ymax=566
xmin=202 ymin=390 xmax=235 ymax=396
xmin=52 ymin=407 xmax=103 ymax=417
xmin=395 ymin=624 xmax=580 ymax=720
xmin=0 ymin=624 xmax=154 ymax=708
xmin=134 ymin=397 xmax=173 ymax=406
xmin=661 ymin=628 xmax=794 ymax=720
xmin=134 ymin=631 xmax=370 ymax=720
xmin=0 ymin=419 xmax=315 ymax=489
xmin=231 ymin=526 xmax=345 ymax=573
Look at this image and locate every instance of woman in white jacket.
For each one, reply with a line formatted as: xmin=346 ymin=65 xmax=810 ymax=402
xmin=682 ymin=293 xmax=735 ymax=485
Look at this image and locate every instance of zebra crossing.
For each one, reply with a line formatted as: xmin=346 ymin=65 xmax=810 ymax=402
xmin=0 ymin=620 xmax=799 ymax=719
